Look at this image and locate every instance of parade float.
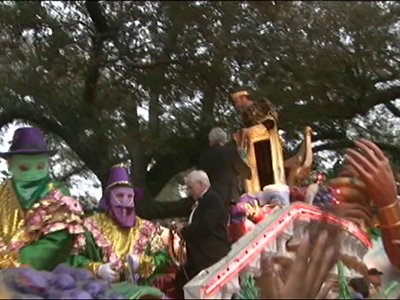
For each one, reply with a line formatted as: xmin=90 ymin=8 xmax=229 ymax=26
xmin=1 ymin=96 xmax=400 ymax=299
xmin=181 ymin=105 xmax=370 ymax=299
xmin=184 ymin=202 xmax=371 ymax=299
xmin=181 ymin=89 xmax=400 ymax=299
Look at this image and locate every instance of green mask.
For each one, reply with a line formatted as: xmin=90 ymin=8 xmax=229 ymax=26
xmin=8 ymin=154 xmax=49 ymax=182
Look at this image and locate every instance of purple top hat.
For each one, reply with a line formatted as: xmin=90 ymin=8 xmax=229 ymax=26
xmin=0 ymin=127 xmax=57 ymax=159
xmin=99 ymin=164 xmax=144 ymax=211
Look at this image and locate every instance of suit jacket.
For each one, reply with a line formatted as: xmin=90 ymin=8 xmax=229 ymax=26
xmin=180 ymin=189 xmax=231 ymax=272
xmin=199 ymin=144 xmax=251 ymax=207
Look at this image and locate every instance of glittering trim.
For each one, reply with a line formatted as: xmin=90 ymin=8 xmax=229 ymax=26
xmin=149 ymin=234 xmax=166 ymax=254
xmin=84 ymin=217 xmax=123 ymax=271
xmin=106 ymin=181 xmax=132 ymax=189
xmin=84 ymin=216 xmax=160 ymax=275
xmin=7 ymin=189 xmax=85 ymax=252
xmin=137 ymin=255 xmax=155 ymax=279
xmin=0 ymin=252 xmax=21 ymax=269
xmin=71 ymin=234 xmax=87 ymax=255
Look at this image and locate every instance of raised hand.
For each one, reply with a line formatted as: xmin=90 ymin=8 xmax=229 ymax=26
xmin=345 ymin=140 xmax=397 ymax=208
xmin=332 ymin=202 xmax=373 ymax=228
xmin=256 ymin=226 xmax=340 ymax=299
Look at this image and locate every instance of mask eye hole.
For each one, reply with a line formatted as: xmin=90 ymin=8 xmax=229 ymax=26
xmin=36 ymin=163 xmax=45 ymax=170
xmin=127 ymin=194 xmax=134 ymax=199
xmin=116 ymin=193 xmax=124 ymax=199
xmin=19 ymin=164 xmax=30 ymax=172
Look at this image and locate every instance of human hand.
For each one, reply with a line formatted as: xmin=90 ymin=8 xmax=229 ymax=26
xmin=98 ymin=263 xmax=119 ymax=283
xmin=345 ymin=140 xmax=397 ymax=208
xmin=257 ymin=227 xmax=340 ymax=299
xmin=332 ymin=202 xmax=372 ymax=228
xmin=316 ymin=278 xmax=340 ymax=299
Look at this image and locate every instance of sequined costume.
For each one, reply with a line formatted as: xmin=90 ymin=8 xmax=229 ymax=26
xmin=69 ymin=212 xmax=170 ymax=282
xmin=68 ymin=165 xmax=174 ymax=298
xmin=0 ymin=180 xmax=85 ymax=271
xmin=0 ymin=127 xmax=86 ymax=271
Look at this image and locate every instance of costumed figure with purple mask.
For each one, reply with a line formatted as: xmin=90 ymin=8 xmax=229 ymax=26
xmin=0 ymin=127 xmax=85 ymax=271
xmin=68 ymin=164 xmax=175 ymax=298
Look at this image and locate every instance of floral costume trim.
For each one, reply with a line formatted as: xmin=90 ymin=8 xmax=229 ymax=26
xmin=7 ymin=189 xmax=86 ymax=253
xmin=83 ymin=214 xmax=166 ymax=279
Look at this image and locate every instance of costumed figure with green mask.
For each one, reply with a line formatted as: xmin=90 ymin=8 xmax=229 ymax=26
xmin=0 ymin=127 xmax=85 ymax=271
xmin=69 ymin=164 xmax=177 ymax=298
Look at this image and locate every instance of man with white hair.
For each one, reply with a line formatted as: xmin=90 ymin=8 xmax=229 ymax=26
xmin=199 ymin=127 xmax=251 ymax=210
xmin=174 ymin=170 xmax=231 ymax=298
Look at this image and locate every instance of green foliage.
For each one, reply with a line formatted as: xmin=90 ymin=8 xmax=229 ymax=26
xmin=235 ymin=274 xmax=259 ymax=299
xmin=338 ymin=260 xmax=353 ymax=299
xmin=1 ymin=1 xmax=400 ymax=194
xmin=368 ymin=227 xmax=382 ymax=242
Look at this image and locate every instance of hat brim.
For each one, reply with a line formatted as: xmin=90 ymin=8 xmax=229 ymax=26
xmin=0 ymin=149 xmax=58 ymax=159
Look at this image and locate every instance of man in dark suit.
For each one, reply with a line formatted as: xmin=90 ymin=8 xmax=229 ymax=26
xmin=174 ymin=170 xmax=231 ymax=298
xmin=199 ymin=127 xmax=252 ymax=210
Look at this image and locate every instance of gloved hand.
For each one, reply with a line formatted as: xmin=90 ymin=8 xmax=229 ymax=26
xmin=98 ymin=263 xmax=118 ymax=282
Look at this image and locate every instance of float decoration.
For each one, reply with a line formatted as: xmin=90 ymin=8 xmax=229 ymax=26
xmin=184 ymin=203 xmax=371 ymax=299
xmin=0 ymin=264 xmax=165 ymax=299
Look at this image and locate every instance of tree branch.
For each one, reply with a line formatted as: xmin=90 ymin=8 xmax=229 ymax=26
xmin=285 ymin=86 xmax=400 ymax=124
xmin=83 ymin=1 xmax=114 ymax=105
xmin=314 ymin=139 xmax=400 ymax=164
xmin=58 ymin=165 xmax=89 ymax=182
xmin=385 ymin=101 xmax=400 ymax=118
xmin=85 ymin=1 xmax=111 ymax=36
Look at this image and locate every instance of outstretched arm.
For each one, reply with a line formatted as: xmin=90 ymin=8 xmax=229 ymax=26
xmin=346 ymin=139 xmax=400 ymax=271
xmin=135 ymin=194 xmax=195 ymax=221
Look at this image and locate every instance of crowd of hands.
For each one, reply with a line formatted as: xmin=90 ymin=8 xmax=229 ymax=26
xmin=253 ymin=139 xmax=399 ymax=299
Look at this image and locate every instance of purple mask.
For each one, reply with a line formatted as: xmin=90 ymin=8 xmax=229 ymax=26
xmin=108 ymin=187 xmax=136 ymax=228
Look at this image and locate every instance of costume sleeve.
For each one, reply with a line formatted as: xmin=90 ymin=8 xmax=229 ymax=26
xmin=181 ymin=195 xmax=224 ymax=240
xmin=68 ymin=231 xmax=104 ymax=275
xmin=135 ymin=195 xmax=194 ymax=220
xmin=19 ymin=230 xmax=74 ymax=271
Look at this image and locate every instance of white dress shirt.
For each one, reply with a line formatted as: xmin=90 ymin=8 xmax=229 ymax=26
xmin=188 ymin=188 xmax=208 ymax=224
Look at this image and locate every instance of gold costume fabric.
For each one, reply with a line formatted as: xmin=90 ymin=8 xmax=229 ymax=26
xmin=0 ymin=181 xmax=25 ymax=250
xmin=0 ymin=180 xmax=84 ymax=270
xmin=83 ymin=213 xmax=166 ymax=279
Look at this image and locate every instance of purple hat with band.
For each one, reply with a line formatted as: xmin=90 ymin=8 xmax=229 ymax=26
xmin=99 ymin=164 xmax=144 ymax=211
xmin=0 ymin=127 xmax=57 ymax=159
xmin=105 ymin=164 xmax=132 ymax=190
